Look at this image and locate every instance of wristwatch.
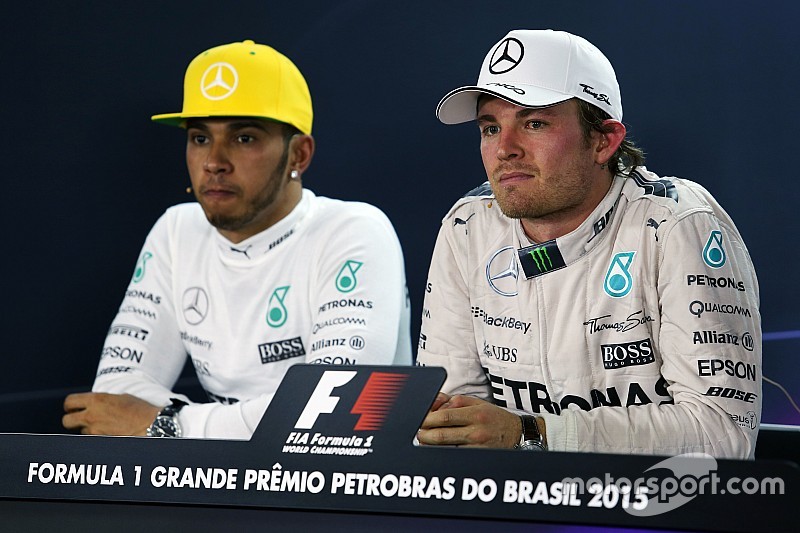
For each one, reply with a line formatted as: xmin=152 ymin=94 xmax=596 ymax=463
xmin=516 ymin=414 xmax=547 ymax=451
xmin=146 ymin=399 xmax=187 ymax=438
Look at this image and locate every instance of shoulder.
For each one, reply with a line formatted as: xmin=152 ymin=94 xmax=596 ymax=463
xmin=441 ymin=180 xmax=506 ymax=226
xmin=620 ymin=168 xmax=721 ymax=222
xmin=163 ymin=202 xmax=207 ymax=223
xmin=304 ymin=191 xmax=401 ymax=246
xmin=150 ymin=202 xmax=213 ymax=239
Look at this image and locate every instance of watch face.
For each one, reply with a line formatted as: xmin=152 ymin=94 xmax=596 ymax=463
xmin=520 ymin=440 xmax=545 ymax=451
xmin=150 ymin=416 xmax=180 ymax=437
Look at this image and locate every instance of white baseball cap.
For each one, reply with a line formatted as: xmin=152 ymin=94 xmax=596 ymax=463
xmin=436 ymin=29 xmax=622 ymax=124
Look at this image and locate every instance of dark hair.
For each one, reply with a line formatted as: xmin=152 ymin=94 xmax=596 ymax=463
xmin=576 ymin=99 xmax=645 ymax=173
xmin=281 ymin=123 xmax=303 ymax=145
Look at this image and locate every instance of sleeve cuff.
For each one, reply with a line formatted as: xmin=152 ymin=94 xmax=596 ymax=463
xmin=539 ymin=411 xmax=577 ymax=452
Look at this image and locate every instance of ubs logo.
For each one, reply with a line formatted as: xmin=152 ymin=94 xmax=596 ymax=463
xmin=486 ymin=246 xmax=519 ymax=297
xmin=182 ymin=287 xmax=209 ymax=325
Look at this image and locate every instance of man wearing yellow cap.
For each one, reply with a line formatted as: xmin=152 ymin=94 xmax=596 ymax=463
xmin=62 ymin=40 xmax=412 ymax=439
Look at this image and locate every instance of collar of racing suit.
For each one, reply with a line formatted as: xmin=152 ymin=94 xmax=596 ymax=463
xmin=513 ymin=175 xmax=626 ymax=279
xmin=214 ymin=188 xmax=314 ymax=264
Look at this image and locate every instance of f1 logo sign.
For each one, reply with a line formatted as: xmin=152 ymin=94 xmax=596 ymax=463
xmin=295 ymin=371 xmax=356 ymax=429
xmin=294 ymin=370 xmax=409 ymax=431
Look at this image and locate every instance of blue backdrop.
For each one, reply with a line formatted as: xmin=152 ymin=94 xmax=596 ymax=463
xmin=3 ymin=0 xmax=798 ymax=431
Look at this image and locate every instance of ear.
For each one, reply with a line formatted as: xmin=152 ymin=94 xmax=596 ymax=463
xmin=593 ymin=120 xmax=626 ymax=166
xmin=288 ymin=134 xmax=315 ymax=175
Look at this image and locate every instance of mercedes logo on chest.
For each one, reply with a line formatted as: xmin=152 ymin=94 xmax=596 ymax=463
xmin=182 ymin=287 xmax=210 ymax=325
xmin=489 ymin=38 xmax=524 ymax=75
xmin=486 ymin=246 xmax=520 ymax=297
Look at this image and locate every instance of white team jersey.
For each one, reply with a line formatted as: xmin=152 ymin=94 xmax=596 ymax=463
xmin=417 ymin=169 xmax=761 ymax=458
xmin=94 ymin=189 xmax=412 ymax=439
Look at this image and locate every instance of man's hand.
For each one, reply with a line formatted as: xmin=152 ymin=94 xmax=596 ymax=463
xmin=417 ymin=394 xmax=524 ymax=448
xmin=62 ymin=392 xmax=161 ymax=436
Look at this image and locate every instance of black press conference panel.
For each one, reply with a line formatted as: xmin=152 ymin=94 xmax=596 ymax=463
xmin=0 ymin=365 xmax=796 ymax=532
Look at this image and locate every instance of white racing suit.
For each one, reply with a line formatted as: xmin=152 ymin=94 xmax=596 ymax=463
xmin=93 ymin=189 xmax=412 ymax=439
xmin=417 ymin=169 xmax=761 ymax=458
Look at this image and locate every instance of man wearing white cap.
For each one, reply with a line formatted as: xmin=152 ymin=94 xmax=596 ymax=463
xmin=416 ymin=30 xmax=760 ymax=458
xmin=63 ymin=40 xmax=411 ymax=439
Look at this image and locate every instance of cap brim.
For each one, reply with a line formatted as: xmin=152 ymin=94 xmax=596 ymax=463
xmin=151 ymin=112 xmax=189 ymax=127
xmin=436 ymin=85 xmax=572 ymax=125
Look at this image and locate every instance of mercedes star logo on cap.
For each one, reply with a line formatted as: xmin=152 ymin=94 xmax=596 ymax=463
xmin=489 ymin=38 xmax=524 ymax=75
xmin=182 ymin=287 xmax=210 ymax=325
xmin=200 ymin=63 xmax=238 ymax=100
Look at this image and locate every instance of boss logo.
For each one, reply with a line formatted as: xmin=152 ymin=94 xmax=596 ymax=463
xmin=258 ymin=337 xmax=306 ymax=364
xmin=601 ymin=339 xmax=654 ymax=369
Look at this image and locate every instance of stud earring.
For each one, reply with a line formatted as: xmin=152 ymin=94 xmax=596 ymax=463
xmin=290 ymin=170 xmax=300 ymax=180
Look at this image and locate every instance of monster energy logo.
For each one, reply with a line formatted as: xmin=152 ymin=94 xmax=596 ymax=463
xmin=517 ymin=240 xmax=566 ymax=279
xmin=528 ymin=247 xmax=553 ymax=273
xmin=266 ymin=286 xmax=290 ymax=328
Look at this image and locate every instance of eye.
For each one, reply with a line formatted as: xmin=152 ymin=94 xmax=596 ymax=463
xmin=236 ymin=134 xmax=255 ymax=144
xmin=525 ymin=120 xmax=545 ymax=129
xmin=480 ymin=124 xmax=500 ymax=137
xmin=189 ymin=133 xmax=208 ymax=145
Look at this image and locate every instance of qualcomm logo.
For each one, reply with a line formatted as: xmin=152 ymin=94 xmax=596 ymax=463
xmin=200 ymin=62 xmax=238 ymax=100
xmin=702 ymin=230 xmax=726 ymax=269
xmin=604 ymin=251 xmax=635 ymax=298
xmin=486 ymin=246 xmax=519 ymax=297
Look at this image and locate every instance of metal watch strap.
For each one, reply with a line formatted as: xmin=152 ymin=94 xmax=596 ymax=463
xmin=146 ymin=399 xmax=187 ymax=438
xmin=517 ymin=414 xmax=547 ymax=451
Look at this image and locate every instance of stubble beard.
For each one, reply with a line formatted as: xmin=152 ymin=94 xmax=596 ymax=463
xmin=491 ymin=169 xmax=593 ymax=222
xmin=204 ymin=148 xmax=290 ymax=232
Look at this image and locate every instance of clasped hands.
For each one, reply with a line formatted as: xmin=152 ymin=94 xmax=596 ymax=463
xmin=417 ymin=392 xmax=528 ymax=449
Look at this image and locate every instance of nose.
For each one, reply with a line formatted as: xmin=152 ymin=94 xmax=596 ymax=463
xmin=496 ymin=129 xmax=523 ymax=161
xmin=203 ymin=142 xmax=232 ymax=174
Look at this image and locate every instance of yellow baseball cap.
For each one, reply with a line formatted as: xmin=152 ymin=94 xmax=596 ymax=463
xmin=152 ymin=40 xmax=313 ymax=134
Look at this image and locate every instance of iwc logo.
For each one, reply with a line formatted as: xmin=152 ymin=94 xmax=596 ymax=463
xmin=182 ymin=287 xmax=209 ymax=325
xmin=486 ymin=246 xmax=519 ymax=297
xmin=200 ymin=63 xmax=238 ymax=100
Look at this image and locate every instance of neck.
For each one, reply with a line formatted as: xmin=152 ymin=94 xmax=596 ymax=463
xmin=520 ymin=172 xmax=613 ymax=243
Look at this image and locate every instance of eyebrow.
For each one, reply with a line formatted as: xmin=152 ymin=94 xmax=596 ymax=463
xmin=185 ymin=119 xmax=271 ymax=132
xmin=477 ymin=106 xmax=559 ymax=123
